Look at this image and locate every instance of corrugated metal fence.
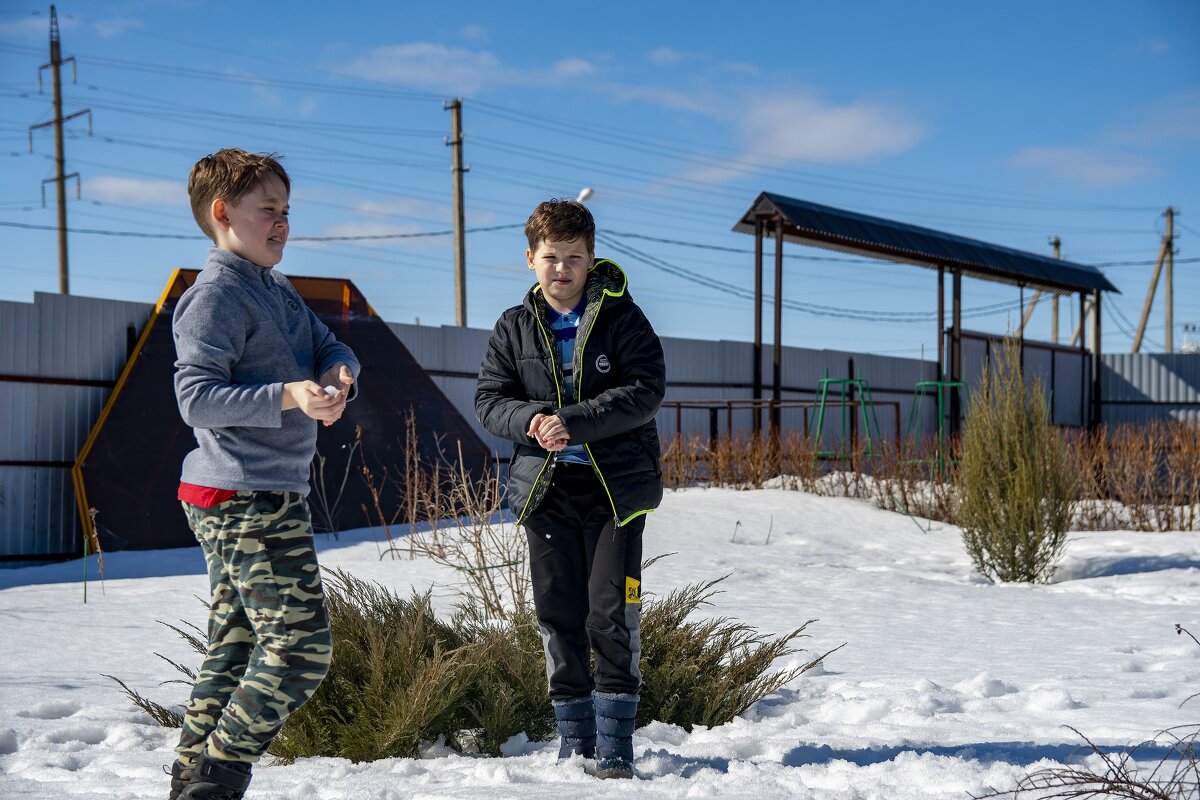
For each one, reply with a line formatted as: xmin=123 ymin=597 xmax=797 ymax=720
xmin=1102 ymin=352 xmax=1200 ymax=425
xmin=3 ymin=292 xmax=1197 ymax=564
xmin=1 ymin=292 xmax=152 ymax=565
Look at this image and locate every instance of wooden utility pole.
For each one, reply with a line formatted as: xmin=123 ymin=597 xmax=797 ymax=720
xmin=444 ymin=98 xmax=468 ymax=326
xmin=1017 ymin=238 xmax=1062 ymax=339
xmin=1132 ymin=207 xmax=1174 ymax=353
xmin=1070 ymin=297 xmax=1093 ymax=349
xmin=28 ymin=5 xmax=90 ymax=295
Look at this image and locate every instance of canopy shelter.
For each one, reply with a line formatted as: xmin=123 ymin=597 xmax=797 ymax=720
xmin=733 ymin=192 xmax=1120 ymax=434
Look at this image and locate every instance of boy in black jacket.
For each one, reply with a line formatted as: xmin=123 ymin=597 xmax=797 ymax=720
xmin=475 ymin=200 xmax=665 ymax=779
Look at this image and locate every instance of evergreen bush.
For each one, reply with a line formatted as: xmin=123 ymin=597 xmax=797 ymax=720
xmin=116 ymin=566 xmax=832 ymax=760
xmin=958 ymin=339 xmax=1075 ymax=583
xmin=270 ymin=569 xmax=476 ymax=763
xmin=638 ymin=574 xmax=833 ymax=729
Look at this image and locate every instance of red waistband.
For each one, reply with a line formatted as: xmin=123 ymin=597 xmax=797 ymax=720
xmin=178 ymin=482 xmax=238 ymax=508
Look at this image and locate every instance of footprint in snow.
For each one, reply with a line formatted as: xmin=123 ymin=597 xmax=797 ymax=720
xmin=16 ymin=699 xmax=81 ymax=720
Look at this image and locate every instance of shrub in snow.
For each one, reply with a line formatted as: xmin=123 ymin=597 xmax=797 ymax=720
xmin=271 ymin=569 xmax=482 ymax=762
xmin=958 ymin=338 xmax=1075 ymax=584
xmin=112 ymin=565 xmax=832 ymax=760
xmin=637 ymin=569 xmax=836 ymax=730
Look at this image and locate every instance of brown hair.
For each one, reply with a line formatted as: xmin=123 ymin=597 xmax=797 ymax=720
xmin=188 ymin=148 xmax=291 ymax=241
xmin=524 ymin=199 xmax=595 ymax=253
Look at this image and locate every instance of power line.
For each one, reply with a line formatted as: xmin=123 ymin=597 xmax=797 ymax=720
xmin=0 ymin=219 xmax=523 ymax=240
xmin=1178 ymin=221 xmax=1200 ymax=239
xmin=470 ymin=100 xmax=1160 ymax=215
xmin=597 ymin=232 xmax=1025 ymax=323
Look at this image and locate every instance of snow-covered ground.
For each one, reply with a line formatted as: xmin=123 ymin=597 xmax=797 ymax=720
xmin=2 ymin=488 xmax=1198 ymax=799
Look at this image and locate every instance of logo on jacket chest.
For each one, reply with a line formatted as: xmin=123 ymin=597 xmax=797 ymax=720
xmin=595 ymin=354 xmax=611 ymax=373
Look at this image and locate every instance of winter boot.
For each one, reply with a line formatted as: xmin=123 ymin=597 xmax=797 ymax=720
xmin=179 ymin=751 xmax=252 ymax=799
xmin=166 ymin=760 xmax=193 ymax=800
xmin=552 ymin=695 xmax=596 ymax=759
xmin=593 ymin=691 xmax=637 ymax=779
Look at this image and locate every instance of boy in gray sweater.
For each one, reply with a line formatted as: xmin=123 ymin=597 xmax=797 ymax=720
xmin=168 ymin=149 xmax=360 ymax=800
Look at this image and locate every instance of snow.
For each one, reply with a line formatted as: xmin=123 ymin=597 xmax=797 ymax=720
xmin=2 ymin=487 xmax=1198 ymax=798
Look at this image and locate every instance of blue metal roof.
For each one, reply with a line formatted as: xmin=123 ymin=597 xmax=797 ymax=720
xmin=733 ymin=192 xmax=1119 ymax=295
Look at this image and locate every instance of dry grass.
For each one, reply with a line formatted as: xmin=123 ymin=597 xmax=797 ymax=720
xmin=661 ymin=420 xmax=1200 ymax=533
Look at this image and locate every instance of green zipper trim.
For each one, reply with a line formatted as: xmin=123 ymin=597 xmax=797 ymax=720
xmin=514 ymin=451 xmax=553 ymax=528
xmin=582 ymin=442 xmax=619 ymax=522
xmin=574 ymin=287 xmax=625 ymax=523
xmin=619 ymin=509 xmax=653 ymax=526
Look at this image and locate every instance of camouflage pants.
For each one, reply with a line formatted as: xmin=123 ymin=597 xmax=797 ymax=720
xmin=175 ymin=491 xmax=332 ymax=766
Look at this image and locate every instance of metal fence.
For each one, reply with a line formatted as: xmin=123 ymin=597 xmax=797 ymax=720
xmin=1101 ymin=352 xmax=1200 ymax=425
xmin=3 ymin=292 xmax=1197 ymax=565
xmin=389 ymin=323 xmax=941 ymax=459
xmin=1 ymin=292 xmax=152 ymax=565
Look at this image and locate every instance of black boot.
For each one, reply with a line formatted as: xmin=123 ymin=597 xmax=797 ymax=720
xmin=166 ymin=760 xmax=193 ymax=800
xmin=179 ymin=751 xmax=252 ymax=799
xmin=552 ymin=695 xmax=596 ymax=759
xmin=594 ymin=691 xmax=637 ymax=779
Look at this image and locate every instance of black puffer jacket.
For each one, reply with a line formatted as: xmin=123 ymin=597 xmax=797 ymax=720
xmin=475 ymin=259 xmax=665 ymax=524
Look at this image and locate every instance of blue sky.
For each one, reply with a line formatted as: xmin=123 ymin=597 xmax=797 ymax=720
xmin=1 ymin=1 xmax=1197 ymax=357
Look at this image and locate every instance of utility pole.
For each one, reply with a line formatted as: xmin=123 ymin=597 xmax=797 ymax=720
xmin=1050 ymin=237 xmax=1061 ymax=344
xmin=1165 ymin=207 xmax=1175 ymax=352
xmin=28 ymin=5 xmax=91 ymax=295
xmin=444 ymin=98 xmax=468 ymax=327
xmin=1017 ymin=238 xmax=1062 ymax=340
xmin=1070 ymin=296 xmax=1093 ymax=349
xmin=1132 ymin=207 xmax=1174 ymax=353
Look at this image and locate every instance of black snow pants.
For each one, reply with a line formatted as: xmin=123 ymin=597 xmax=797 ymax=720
xmin=522 ymin=462 xmax=644 ymax=701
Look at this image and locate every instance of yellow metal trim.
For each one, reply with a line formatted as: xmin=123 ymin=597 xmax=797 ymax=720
xmin=71 ymin=268 xmax=183 ymax=545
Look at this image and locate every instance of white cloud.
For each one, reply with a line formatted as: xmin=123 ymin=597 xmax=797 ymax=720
xmin=0 ymin=13 xmax=74 ymax=39
xmin=92 ymin=17 xmax=143 ymax=38
xmin=648 ymin=47 xmax=689 ymax=66
xmin=309 ymin=220 xmax=451 ymax=252
xmin=340 ymin=43 xmax=509 ymax=95
xmin=356 ymin=198 xmax=444 ymax=219
xmin=1106 ymin=91 xmax=1200 ymax=147
xmin=715 ymin=61 xmax=759 ymax=76
xmin=460 ymin=24 xmax=487 ymax=41
xmin=604 ymin=83 xmax=714 ymax=115
xmin=86 ymin=176 xmax=186 ymax=206
xmin=737 ymin=91 xmax=924 ymax=163
xmin=298 ymin=96 xmax=318 ymax=117
xmin=1007 ymin=146 xmax=1161 ymax=189
xmin=338 ymin=43 xmax=609 ymax=95
xmin=251 ymin=83 xmax=281 ymax=107
xmin=320 ymin=221 xmax=425 ymax=239
xmin=552 ymin=58 xmax=595 ymax=78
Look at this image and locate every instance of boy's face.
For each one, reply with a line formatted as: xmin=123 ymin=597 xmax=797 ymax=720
xmin=210 ymin=172 xmax=289 ymax=268
xmin=527 ymin=237 xmax=592 ymax=314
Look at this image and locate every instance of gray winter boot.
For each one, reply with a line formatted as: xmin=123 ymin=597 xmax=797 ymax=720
xmin=166 ymin=760 xmax=193 ymax=800
xmin=553 ymin=695 xmax=597 ymax=759
xmin=179 ymin=751 xmax=252 ymax=799
xmin=593 ymin=691 xmax=637 ymax=779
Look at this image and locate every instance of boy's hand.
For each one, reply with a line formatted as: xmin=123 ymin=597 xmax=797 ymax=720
xmin=320 ymin=363 xmax=355 ymax=398
xmin=282 ymin=380 xmax=345 ymax=424
xmin=528 ymin=413 xmax=569 ymax=452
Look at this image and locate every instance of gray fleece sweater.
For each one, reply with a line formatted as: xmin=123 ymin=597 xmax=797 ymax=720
xmin=173 ymin=248 xmax=361 ymax=494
